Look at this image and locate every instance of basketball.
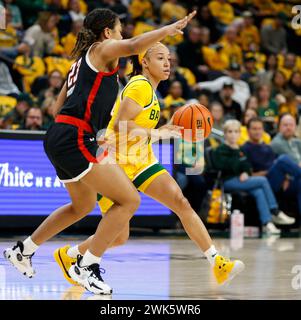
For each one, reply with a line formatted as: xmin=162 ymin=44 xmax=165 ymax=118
xmin=172 ymin=103 xmax=214 ymax=141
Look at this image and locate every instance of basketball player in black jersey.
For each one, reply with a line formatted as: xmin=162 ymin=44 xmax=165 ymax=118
xmin=4 ymin=8 xmax=196 ymax=294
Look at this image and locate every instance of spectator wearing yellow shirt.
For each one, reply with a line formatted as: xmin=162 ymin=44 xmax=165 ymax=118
xmin=240 ymin=11 xmax=260 ymax=52
xmin=219 ymin=26 xmax=242 ymax=64
xmin=278 ymin=53 xmax=298 ymax=81
xmin=61 ymin=20 xmax=83 ymax=58
xmin=133 ymin=21 xmax=155 ymax=37
xmin=163 ymin=81 xmax=186 ymax=121
xmin=208 ymin=0 xmax=234 ymax=31
xmin=202 ymin=44 xmax=229 ymax=72
xmin=238 ymin=108 xmax=271 ymax=146
xmin=14 ymin=53 xmax=46 ymax=93
xmin=160 ymin=0 xmax=187 ymax=23
xmin=129 ymin=0 xmax=153 ymax=21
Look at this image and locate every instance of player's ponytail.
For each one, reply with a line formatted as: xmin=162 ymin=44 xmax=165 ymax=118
xmin=129 ymin=55 xmax=142 ymax=78
xmin=71 ymin=8 xmax=119 ymax=59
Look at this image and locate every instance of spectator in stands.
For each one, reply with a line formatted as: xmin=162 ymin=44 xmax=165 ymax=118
xmin=215 ymin=81 xmax=242 ymax=121
xmin=289 ymin=71 xmax=301 ymax=97
xmin=19 ymin=107 xmax=43 ymax=130
xmin=195 ymin=62 xmax=251 ymax=109
xmin=0 ymin=0 xmax=23 ymax=30
xmin=279 ymin=53 xmax=297 ymax=81
xmin=208 ymin=0 xmax=234 ymax=32
xmin=271 ymin=114 xmax=301 ymax=164
xmin=15 ymin=0 xmax=48 ymax=29
xmin=242 ymin=118 xmax=299 ymax=222
xmin=260 ymin=12 xmax=287 ymax=55
xmin=23 ymin=11 xmax=58 ymax=57
xmin=176 ymin=26 xmax=207 ymax=81
xmin=245 ymin=95 xmax=259 ymax=111
xmin=240 ymin=11 xmax=260 ymax=52
xmin=211 ymin=119 xmax=290 ymax=234
xmin=0 ymin=61 xmax=20 ymax=96
xmin=219 ymin=26 xmax=242 ymax=65
xmin=196 ymin=5 xmax=220 ymax=42
xmin=61 ymin=19 xmax=83 ymax=58
xmin=202 ymin=43 xmax=229 ymax=76
xmin=2 ymin=93 xmax=32 ymax=129
xmin=241 ymin=54 xmax=259 ymax=94
xmin=257 ymin=84 xmax=278 ymax=136
xmin=209 ymin=101 xmax=224 ymax=132
xmin=162 ymin=81 xmax=186 ymax=121
xmin=271 ymin=69 xmax=288 ymax=98
xmin=197 ymin=90 xmax=210 ymax=108
xmin=68 ymin=0 xmax=85 ymax=22
xmin=128 ymin=0 xmax=153 ymax=21
xmin=38 ymin=69 xmax=64 ymax=106
xmin=258 ymin=54 xmax=278 ymax=85
xmin=87 ymin=0 xmax=127 ymax=18
xmin=160 ymin=0 xmax=187 ymax=23
xmin=238 ymin=108 xmax=271 ymax=146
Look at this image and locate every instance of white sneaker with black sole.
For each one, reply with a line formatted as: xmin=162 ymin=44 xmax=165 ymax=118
xmin=3 ymin=241 xmax=35 ymax=278
xmin=263 ymin=222 xmax=281 ymax=235
xmin=272 ymin=211 xmax=295 ymax=225
xmin=69 ymin=255 xmax=112 ymax=295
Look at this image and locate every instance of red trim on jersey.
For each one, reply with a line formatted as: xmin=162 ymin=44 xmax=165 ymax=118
xmin=55 ymin=115 xmax=93 ymax=133
xmin=77 ymin=128 xmax=98 ymax=163
xmin=84 ymin=66 xmax=120 ymax=123
xmin=55 ymin=115 xmax=108 ymax=164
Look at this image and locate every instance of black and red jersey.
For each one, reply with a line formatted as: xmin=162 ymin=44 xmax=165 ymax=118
xmin=59 ymin=46 xmax=119 ymax=135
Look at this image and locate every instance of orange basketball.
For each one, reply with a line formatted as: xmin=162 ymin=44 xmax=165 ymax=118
xmin=173 ymin=103 xmax=213 ymax=142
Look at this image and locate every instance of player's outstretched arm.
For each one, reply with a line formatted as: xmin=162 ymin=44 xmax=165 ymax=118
xmin=100 ymin=11 xmax=197 ymax=62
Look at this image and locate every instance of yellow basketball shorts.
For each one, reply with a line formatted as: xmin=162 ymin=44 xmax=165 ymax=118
xmin=97 ymin=161 xmax=167 ymax=213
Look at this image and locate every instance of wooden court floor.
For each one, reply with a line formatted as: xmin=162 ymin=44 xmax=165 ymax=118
xmin=0 ymin=236 xmax=300 ymax=300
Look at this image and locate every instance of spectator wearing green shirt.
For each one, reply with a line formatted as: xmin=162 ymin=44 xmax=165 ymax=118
xmin=211 ymin=119 xmax=286 ymax=234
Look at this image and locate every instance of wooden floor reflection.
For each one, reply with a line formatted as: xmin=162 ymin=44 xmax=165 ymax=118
xmin=0 ymin=236 xmax=300 ymax=300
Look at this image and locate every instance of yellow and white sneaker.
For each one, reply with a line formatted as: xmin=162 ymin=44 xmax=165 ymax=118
xmin=54 ymin=245 xmax=77 ymax=285
xmin=213 ymin=255 xmax=245 ymax=285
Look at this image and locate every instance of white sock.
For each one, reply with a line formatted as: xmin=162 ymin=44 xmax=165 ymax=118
xmin=204 ymin=245 xmax=218 ymax=266
xmin=67 ymin=245 xmax=81 ymax=258
xmin=81 ymin=250 xmax=101 ymax=266
xmin=23 ymin=237 xmax=39 ymax=255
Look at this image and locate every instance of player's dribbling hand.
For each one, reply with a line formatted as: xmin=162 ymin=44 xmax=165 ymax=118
xmin=167 ymin=10 xmax=197 ymax=36
xmin=158 ymin=124 xmax=183 ymax=139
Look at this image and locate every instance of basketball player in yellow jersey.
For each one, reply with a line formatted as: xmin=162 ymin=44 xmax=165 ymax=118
xmin=55 ymin=43 xmax=245 ymax=289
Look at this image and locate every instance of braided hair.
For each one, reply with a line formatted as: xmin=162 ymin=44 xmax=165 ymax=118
xmin=71 ymin=8 xmax=119 ymax=59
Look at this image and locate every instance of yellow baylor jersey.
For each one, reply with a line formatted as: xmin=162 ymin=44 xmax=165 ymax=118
xmin=106 ymin=75 xmax=160 ymax=166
